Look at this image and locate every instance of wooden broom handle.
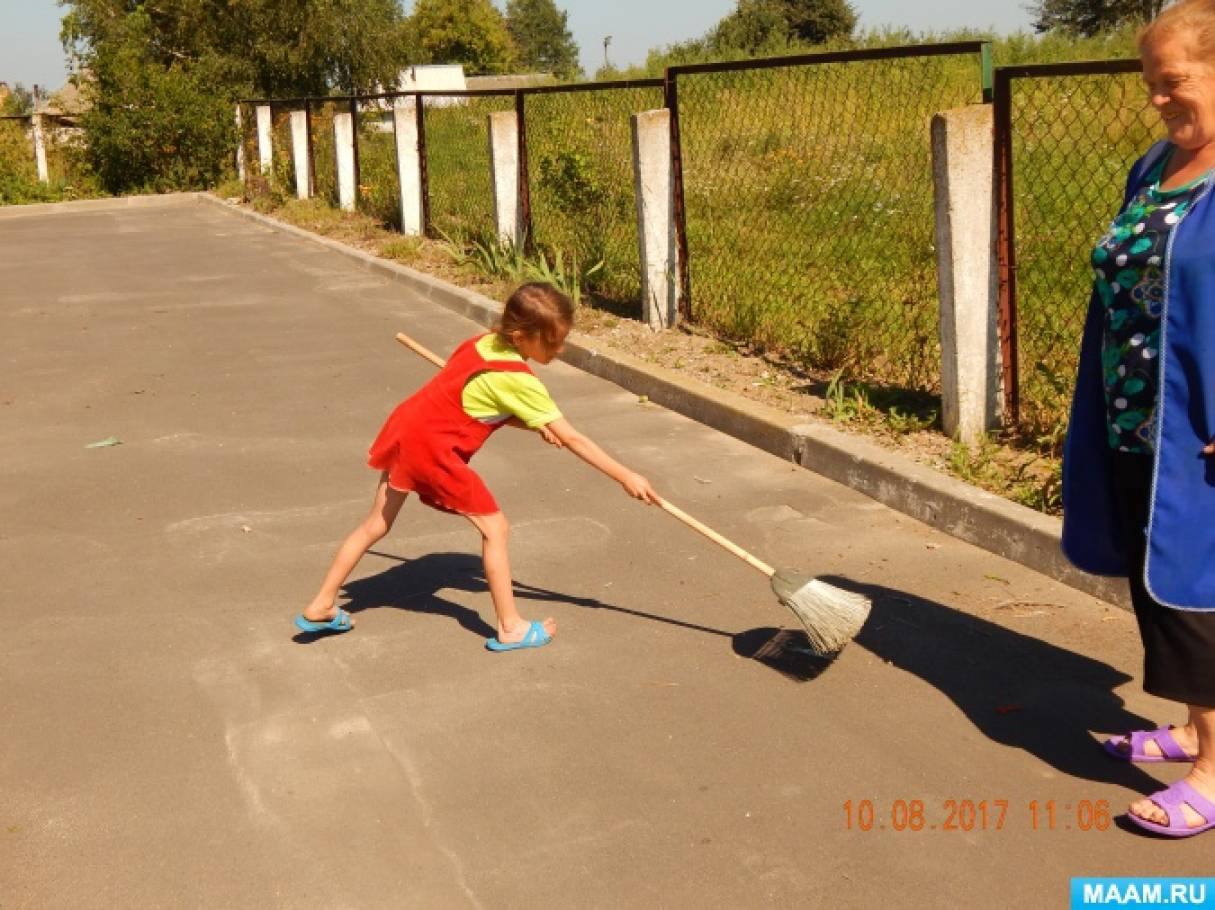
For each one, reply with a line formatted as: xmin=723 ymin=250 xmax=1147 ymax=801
xmin=395 ymin=332 xmax=446 ymax=368
xmin=654 ymin=498 xmax=775 ymax=578
xmin=394 ymin=330 xmax=776 ymax=579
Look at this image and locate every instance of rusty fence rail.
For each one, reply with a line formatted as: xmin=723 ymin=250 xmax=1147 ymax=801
xmin=993 ymin=59 xmax=1156 ymax=435
xmin=665 ymin=42 xmax=989 ymax=392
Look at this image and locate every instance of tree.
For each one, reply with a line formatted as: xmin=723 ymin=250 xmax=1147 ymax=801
xmin=74 ymin=8 xmax=238 ymax=192
xmin=710 ymin=0 xmax=792 ymax=53
xmin=709 ymin=0 xmax=856 ymax=54
xmin=57 ymin=0 xmax=412 ymax=192
xmin=780 ymin=0 xmax=857 ymax=43
xmin=1028 ymin=0 xmax=1167 ymax=36
xmin=505 ymin=0 xmax=581 ymax=80
xmin=0 ymin=83 xmax=35 ymax=116
xmin=60 ymin=0 xmax=411 ymax=96
xmin=404 ymin=0 xmax=517 ymax=75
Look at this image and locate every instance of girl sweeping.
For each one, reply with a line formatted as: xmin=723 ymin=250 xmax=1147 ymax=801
xmin=295 ymin=282 xmax=660 ymax=650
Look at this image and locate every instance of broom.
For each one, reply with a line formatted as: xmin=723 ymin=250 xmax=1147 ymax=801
xmin=394 ymin=331 xmax=872 ymax=655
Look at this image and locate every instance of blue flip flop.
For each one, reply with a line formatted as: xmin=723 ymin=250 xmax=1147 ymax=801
xmin=485 ymin=620 xmax=552 ymax=652
xmin=294 ymin=608 xmax=353 ymax=634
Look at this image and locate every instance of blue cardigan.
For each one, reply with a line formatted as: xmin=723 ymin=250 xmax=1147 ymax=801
xmin=1062 ymin=139 xmax=1215 ymax=609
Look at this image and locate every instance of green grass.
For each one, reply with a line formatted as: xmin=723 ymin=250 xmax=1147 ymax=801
xmin=231 ymin=27 xmax=1155 ymax=444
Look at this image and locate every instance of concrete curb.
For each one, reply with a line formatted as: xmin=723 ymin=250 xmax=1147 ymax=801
xmin=195 ymin=193 xmax=1127 ymax=608
xmin=0 ymin=192 xmax=202 ymax=220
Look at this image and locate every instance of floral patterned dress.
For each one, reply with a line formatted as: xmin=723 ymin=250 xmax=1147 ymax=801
xmin=1092 ymin=155 xmax=1210 ymax=453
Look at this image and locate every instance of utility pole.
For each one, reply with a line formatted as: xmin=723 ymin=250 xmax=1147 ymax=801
xmin=603 ymin=35 xmax=612 ymax=71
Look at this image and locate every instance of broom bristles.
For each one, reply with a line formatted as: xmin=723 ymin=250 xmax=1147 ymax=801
xmin=774 ymin=574 xmax=871 ymax=656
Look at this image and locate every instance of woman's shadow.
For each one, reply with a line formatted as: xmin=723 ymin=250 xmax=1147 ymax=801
xmin=821 ymin=576 xmax=1165 ymax=793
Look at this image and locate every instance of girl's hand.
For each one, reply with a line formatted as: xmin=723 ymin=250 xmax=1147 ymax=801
xmin=1204 ymin=438 xmax=1215 ymax=456
xmin=622 ymin=472 xmax=660 ymax=505
xmin=538 ymin=424 xmax=563 ymax=448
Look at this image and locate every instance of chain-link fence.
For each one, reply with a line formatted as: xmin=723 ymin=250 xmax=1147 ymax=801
xmin=671 ymin=44 xmax=987 ymax=392
xmin=523 ymin=82 xmax=663 ymax=312
xmin=422 ymin=92 xmax=515 ymax=244
xmin=995 ymin=60 xmax=1157 ymax=437
xmin=355 ymin=98 xmax=402 ymax=228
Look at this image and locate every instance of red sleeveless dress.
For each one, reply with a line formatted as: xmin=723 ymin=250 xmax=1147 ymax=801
xmin=367 ymin=334 xmax=535 ymax=515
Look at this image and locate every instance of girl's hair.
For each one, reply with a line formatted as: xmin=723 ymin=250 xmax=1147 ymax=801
xmin=496 ymin=282 xmax=574 ymax=345
xmin=1139 ymin=0 xmax=1215 ymax=58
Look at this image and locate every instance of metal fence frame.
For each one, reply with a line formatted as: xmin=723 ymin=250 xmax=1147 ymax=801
xmin=992 ymin=58 xmax=1143 ymax=425
xmin=238 ymin=44 xmax=991 ymax=381
xmin=664 ymin=41 xmax=992 ymax=323
xmin=240 ymin=78 xmax=664 ymax=245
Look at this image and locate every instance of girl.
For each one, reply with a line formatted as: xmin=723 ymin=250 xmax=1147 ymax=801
xmin=295 ymin=282 xmax=660 ymax=650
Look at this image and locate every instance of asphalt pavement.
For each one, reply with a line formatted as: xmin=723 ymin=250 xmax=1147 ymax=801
xmin=1 ymin=197 xmax=1206 ymax=908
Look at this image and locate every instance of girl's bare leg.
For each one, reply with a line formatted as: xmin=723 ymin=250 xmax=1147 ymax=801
xmin=302 ymin=473 xmax=408 ymax=623
xmin=464 ymin=511 xmax=556 ymax=643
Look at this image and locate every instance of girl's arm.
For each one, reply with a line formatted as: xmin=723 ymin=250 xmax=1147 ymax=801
xmin=505 ymin=416 xmax=563 ymax=447
xmin=544 ymin=417 xmax=660 ymax=504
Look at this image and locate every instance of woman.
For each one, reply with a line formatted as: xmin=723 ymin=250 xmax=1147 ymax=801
xmin=1063 ymin=0 xmax=1215 ymax=837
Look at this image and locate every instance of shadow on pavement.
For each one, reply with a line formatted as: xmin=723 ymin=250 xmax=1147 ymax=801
xmin=821 ymin=576 xmax=1164 ymax=793
xmin=296 ymin=550 xmax=833 ymax=681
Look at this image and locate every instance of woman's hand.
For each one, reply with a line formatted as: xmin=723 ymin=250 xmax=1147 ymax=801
xmin=537 ymin=423 xmax=563 ymax=448
xmin=1204 ymin=438 xmax=1215 ymax=457
xmin=622 ymin=472 xmax=661 ymax=505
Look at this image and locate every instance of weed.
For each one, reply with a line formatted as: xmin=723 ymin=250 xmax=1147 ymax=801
xmin=380 ymin=237 xmax=423 ymax=262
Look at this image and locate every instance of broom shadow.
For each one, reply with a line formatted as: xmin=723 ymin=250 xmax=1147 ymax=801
xmin=295 ymin=549 xmax=830 ymax=680
xmin=819 ymin=575 xmax=1165 ymax=792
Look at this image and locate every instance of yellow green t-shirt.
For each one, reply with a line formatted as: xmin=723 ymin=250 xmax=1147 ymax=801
xmin=461 ymin=334 xmax=562 ymax=429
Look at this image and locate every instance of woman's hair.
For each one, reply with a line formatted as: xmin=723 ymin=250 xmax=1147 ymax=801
xmin=496 ymin=282 xmax=574 ymax=345
xmin=1139 ymin=0 xmax=1215 ymax=58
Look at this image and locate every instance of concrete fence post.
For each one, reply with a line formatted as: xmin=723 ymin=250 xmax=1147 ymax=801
xmin=333 ymin=111 xmax=356 ymax=212
xmin=393 ymin=97 xmax=424 ymax=236
xmin=255 ymin=104 xmax=273 ymax=177
xmin=631 ymin=108 xmax=681 ymax=330
xmin=487 ymin=111 xmax=523 ymax=247
xmin=30 ymin=114 xmax=48 ymax=184
xmin=289 ymin=109 xmax=311 ymax=199
xmin=932 ymin=104 xmax=1001 ymax=444
xmin=234 ymin=104 xmax=246 ymax=182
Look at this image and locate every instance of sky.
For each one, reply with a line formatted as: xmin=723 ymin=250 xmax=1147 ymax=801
xmin=0 ymin=0 xmax=1036 ymax=91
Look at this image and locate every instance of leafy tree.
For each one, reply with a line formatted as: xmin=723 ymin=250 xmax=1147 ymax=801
xmin=1 ymin=83 xmax=35 ymax=116
xmin=709 ymin=0 xmax=856 ymax=53
xmin=505 ymin=0 xmax=581 ymax=79
xmin=56 ymin=0 xmax=412 ymax=192
xmin=1028 ymin=0 xmax=1166 ymax=36
xmin=74 ymin=8 xmax=237 ymax=192
xmin=404 ymin=0 xmax=517 ymax=75
xmin=60 ymin=0 xmax=410 ymax=96
xmin=710 ymin=0 xmax=792 ymax=52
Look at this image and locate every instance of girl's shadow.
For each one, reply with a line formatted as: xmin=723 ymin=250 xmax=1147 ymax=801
xmin=293 ymin=555 xmax=1163 ymax=792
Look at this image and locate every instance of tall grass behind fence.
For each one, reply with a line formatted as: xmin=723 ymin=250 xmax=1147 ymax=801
xmin=270 ymin=103 xmax=296 ymax=193
xmin=1005 ymin=65 xmax=1158 ymax=435
xmin=41 ymin=117 xmax=88 ymax=186
xmin=236 ymin=102 xmax=262 ymax=185
xmin=0 ymin=119 xmax=38 ymax=182
xmin=676 ymin=48 xmax=984 ymax=391
xmin=356 ymin=102 xmax=402 ymax=228
xmin=524 ymin=85 xmax=664 ymax=311
xmin=310 ymin=101 xmax=339 ymax=206
xmin=424 ymin=94 xmax=515 ymax=244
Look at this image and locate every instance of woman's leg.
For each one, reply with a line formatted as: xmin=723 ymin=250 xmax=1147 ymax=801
xmin=464 ymin=511 xmax=556 ymax=643
xmin=1130 ymin=705 xmax=1215 ymax=827
xmin=302 ymin=473 xmax=408 ymax=623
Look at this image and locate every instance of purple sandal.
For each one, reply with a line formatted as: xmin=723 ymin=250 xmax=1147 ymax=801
xmin=1103 ymin=726 xmax=1194 ymax=763
xmin=1127 ymin=779 xmax=1215 ymax=837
